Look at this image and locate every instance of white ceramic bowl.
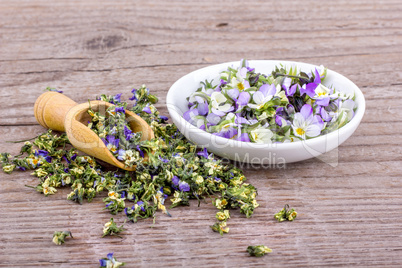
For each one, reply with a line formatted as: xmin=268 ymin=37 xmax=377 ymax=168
xmin=166 ymin=60 xmax=365 ymax=164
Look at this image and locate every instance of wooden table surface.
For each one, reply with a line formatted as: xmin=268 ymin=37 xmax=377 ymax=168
xmin=1 ymin=1 xmax=401 ymax=267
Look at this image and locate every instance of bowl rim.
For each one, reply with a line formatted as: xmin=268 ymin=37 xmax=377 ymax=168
xmin=166 ymin=60 xmax=366 ymax=150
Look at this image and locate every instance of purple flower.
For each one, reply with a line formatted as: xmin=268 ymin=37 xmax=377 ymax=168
xmin=275 ymin=115 xmax=288 ymax=127
xmin=116 ymin=149 xmax=125 ymax=161
xmin=241 ymin=59 xmax=254 ymax=72
xmin=216 ymin=126 xmax=237 ymax=139
xmin=236 ymin=132 xmax=250 ymax=142
xmin=99 ymin=259 xmax=107 ymax=267
xmin=200 ymin=124 xmax=212 ymax=131
xmin=159 ymin=115 xmax=168 ymax=121
xmin=227 ymin=88 xmax=240 ymax=100
xmin=235 ymin=115 xmax=251 ymax=125
xmin=121 ymin=191 xmax=126 ymax=199
xmin=312 ymin=84 xmax=332 ymax=107
xmin=18 ymin=166 xmax=26 ymax=171
xmin=142 ymin=106 xmax=152 ymax=114
xmin=236 ymin=92 xmax=250 ymax=107
xmin=44 ymin=156 xmax=52 ymax=163
xmin=106 ymin=201 xmax=113 ymax=208
xmin=63 ymin=156 xmax=71 ymax=164
xmin=291 ymin=104 xmax=322 ymax=139
xmin=172 ymin=176 xmax=180 ymax=186
xmin=136 ymin=145 xmax=144 ymax=158
xmin=197 ymin=148 xmax=209 ymax=159
xmin=197 ymin=102 xmax=209 ymax=116
xmin=113 ymin=93 xmax=122 ymax=104
xmin=259 ymin=83 xmax=276 ymax=97
xmin=105 ymin=135 xmax=119 ymax=153
xmin=107 ymin=253 xmax=114 ymax=260
xmin=219 ymin=79 xmax=227 ymax=88
xmin=247 ymin=66 xmax=255 ymax=72
xmin=129 ymin=88 xmax=137 ymax=101
xmin=300 ymin=68 xmax=321 ymax=98
xmin=183 ymin=108 xmax=199 ymax=125
xmin=314 ymin=114 xmax=325 ymax=130
xmin=179 ymin=181 xmax=190 ymax=192
xmin=137 ymin=201 xmax=145 ymax=212
xmin=64 ymin=168 xmax=69 ymax=173
xmin=124 ymin=125 xmax=132 ymax=140
xmin=206 ymin=113 xmax=221 ymax=125
xmin=286 ymin=84 xmax=299 ymax=97
xmin=320 ymin=106 xmax=332 ymax=122
xmin=107 ymin=135 xmax=119 ymax=146
xmin=36 ymin=150 xmax=48 ymax=157
xmin=115 ymin=106 xmax=125 ymax=113
xmin=159 ymin=156 xmax=170 ymax=163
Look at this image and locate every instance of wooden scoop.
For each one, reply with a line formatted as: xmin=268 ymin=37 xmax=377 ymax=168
xmin=34 ymin=91 xmax=154 ymax=171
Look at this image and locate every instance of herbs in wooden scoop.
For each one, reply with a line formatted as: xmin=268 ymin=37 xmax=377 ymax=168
xmin=87 ymin=103 xmax=145 ymax=167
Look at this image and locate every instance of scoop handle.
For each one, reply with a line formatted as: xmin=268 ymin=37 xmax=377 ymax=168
xmin=34 ymin=92 xmax=78 ymax=132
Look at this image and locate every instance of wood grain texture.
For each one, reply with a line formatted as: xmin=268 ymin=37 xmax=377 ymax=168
xmin=1 ymin=0 xmax=402 ymax=267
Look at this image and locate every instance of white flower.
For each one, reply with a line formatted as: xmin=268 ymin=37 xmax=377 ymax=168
xmin=339 ymin=99 xmax=355 ymax=121
xmin=318 ymin=65 xmax=327 ymax=79
xmin=274 ymin=84 xmax=288 ymax=102
xmin=314 ymin=84 xmax=331 ymax=98
xmin=250 ymin=126 xmax=273 ymax=144
xmin=195 ymin=175 xmax=204 ymax=185
xmin=227 ymin=67 xmax=250 ymax=92
xmin=210 ymin=92 xmax=232 ymax=114
xmin=248 ymin=91 xmax=273 ymax=110
xmin=334 ymin=91 xmax=354 ymax=101
xmin=291 ymin=113 xmax=321 ymax=140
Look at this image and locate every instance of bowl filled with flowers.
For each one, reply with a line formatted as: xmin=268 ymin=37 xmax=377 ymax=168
xmin=166 ymin=60 xmax=365 ymax=165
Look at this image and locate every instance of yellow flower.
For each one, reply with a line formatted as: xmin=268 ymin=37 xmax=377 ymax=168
xmin=139 ymin=173 xmax=151 ymax=181
xmin=216 ymin=210 xmax=230 ymax=221
xmin=223 ymin=210 xmax=230 ymax=219
xmin=2 ymin=164 xmax=15 ymax=174
xmin=165 ymin=170 xmax=173 ymax=181
xmin=42 ymin=180 xmax=57 ymax=196
xmin=215 ymin=199 xmax=228 ymax=209
xmin=64 ymin=176 xmax=71 ymax=184
xmin=288 ymin=211 xmax=297 ymax=221
xmin=171 ymin=192 xmax=182 ymax=204
xmin=108 ymin=191 xmax=119 ymax=200
xmin=52 ymin=235 xmax=60 ymax=245
xmin=251 ymin=192 xmax=256 ymax=199
xmin=216 ymin=212 xmax=226 ymax=221
xmin=219 ymin=222 xmax=229 ymax=233
xmin=195 ymin=175 xmax=204 ymax=185
xmin=70 ymin=167 xmax=83 ymax=176
xmin=67 ymin=191 xmax=75 ymax=199
xmin=252 ymin=200 xmax=259 ymax=208
xmin=204 ymin=162 xmax=222 ymax=175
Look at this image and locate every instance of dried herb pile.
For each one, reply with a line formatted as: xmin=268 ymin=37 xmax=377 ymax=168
xmin=0 ymin=85 xmax=259 ymax=235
